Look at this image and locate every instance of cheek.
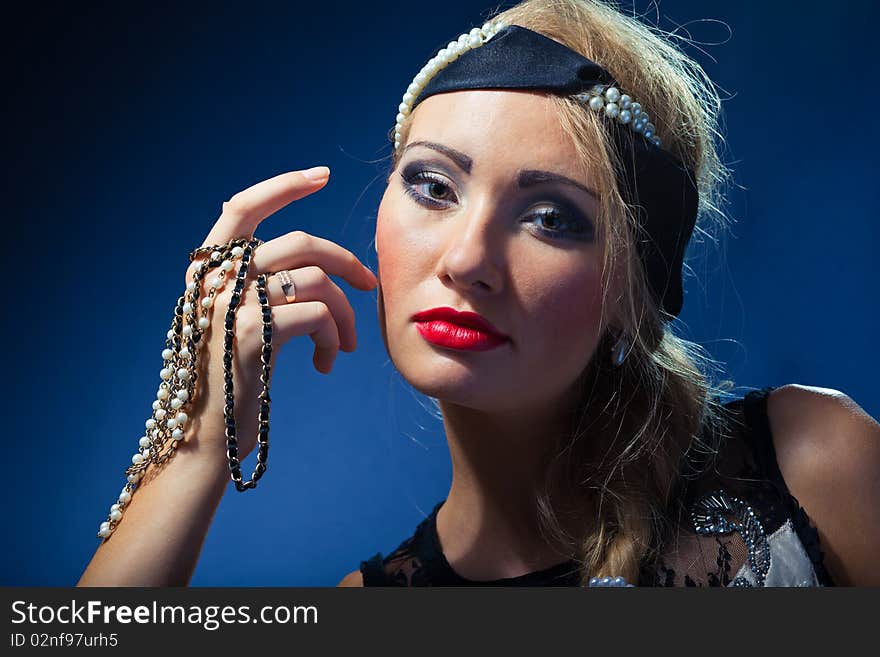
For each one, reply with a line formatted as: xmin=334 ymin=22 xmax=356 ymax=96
xmin=375 ymin=195 xmax=406 ymax=303
xmin=521 ymin=259 xmax=605 ymax=356
xmin=375 ymin=193 xmax=425 ymax=325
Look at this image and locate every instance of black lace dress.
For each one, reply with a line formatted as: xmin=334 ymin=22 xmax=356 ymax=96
xmin=359 ymin=387 xmax=836 ymax=587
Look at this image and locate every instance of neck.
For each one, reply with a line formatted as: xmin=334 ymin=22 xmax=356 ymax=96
xmin=435 ymin=391 xmax=588 ymax=580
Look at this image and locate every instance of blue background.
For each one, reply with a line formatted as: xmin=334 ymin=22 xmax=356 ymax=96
xmin=5 ymin=0 xmax=878 ymax=585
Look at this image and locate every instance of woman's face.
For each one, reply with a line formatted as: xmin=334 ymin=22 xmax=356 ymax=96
xmin=376 ymin=89 xmax=614 ymax=415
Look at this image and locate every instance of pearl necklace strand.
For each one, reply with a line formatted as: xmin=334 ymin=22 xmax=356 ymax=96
xmin=96 ymin=238 xmax=263 ymax=540
xmin=588 ymin=576 xmax=636 ymax=587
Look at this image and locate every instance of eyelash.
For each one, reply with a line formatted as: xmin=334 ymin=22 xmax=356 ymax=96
xmin=400 ymin=169 xmax=594 ymax=242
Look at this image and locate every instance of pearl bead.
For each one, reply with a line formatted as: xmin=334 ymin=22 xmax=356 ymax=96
xmin=157 ymin=387 xmax=169 ymax=400
xmin=159 ymin=368 xmax=171 ymax=381
xmin=179 ymin=347 xmax=190 ymax=359
xmin=109 ymin=508 xmax=123 ymax=522
xmin=590 ymin=84 xmax=604 ymax=95
xmin=468 ymin=34 xmax=482 ymax=47
xmin=142 ymin=448 xmax=150 ymax=458
xmin=407 ymin=82 xmax=420 ymax=95
xmin=172 ymin=428 xmax=184 ymax=441
xmin=604 ymin=87 xmax=621 ymax=103
xmin=414 ymin=72 xmax=427 ymax=85
xmin=139 ymin=436 xmax=151 ymax=448
xmin=604 ymin=102 xmax=620 ymax=119
xmin=619 ymin=94 xmax=632 ymax=109
xmin=220 ymin=259 xmax=234 ymax=271
xmin=182 ymin=325 xmax=193 ymax=337
xmin=588 ymin=95 xmax=604 ymax=111
xmin=167 ymin=418 xmax=177 ymax=429
xmin=162 ymin=348 xmax=173 ymax=360
xmin=132 ymin=453 xmax=144 ymax=464
xmin=98 ymin=527 xmax=112 ymax=538
xmin=208 ymin=277 xmax=221 ymax=290
xmin=211 ymin=250 xmax=222 ymax=261
xmin=151 ymin=429 xmax=160 ymax=439
xmin=469 ymin=27 xmax=482 ymax=38
xmin=201 ymin=297 xmax=213 ymax=309
xmin=100 ymin=521 xmax=110 ymax=531
xmin=175 ymin=389 xmax=188 ymax=402
xmin=186 ymin=282 xmax=196 ymax=293
xmin=145 ymin=419 xmax=156 ymax=430
xmin=176 ymin=412 xmax=188 ymax=425
xmin=152 ymin=400 xmax=160 ymax=411
xmin=182 ymin=302 xmax=193 ymax=314
xmin=198 ymin=317 xmax=210 ymax=329
xmin=403 ymin=92 xmax=414 ymax=104
xmin=619 ymin=109 xmax=632 ymax=124
xmin=119 ymin=490 xmax=131 ymax=504
xmin=176 ymin=368 xmax=189 ymax=381
xmin=128 ymin=472 xmax=142 ymax=483
xmin=155 ymin=408 xmax=166 ymax=420
xmin=170 ymin=398 xmax=183 ymax=410
xmin=630 ymin=102 xmax=642 ymax=117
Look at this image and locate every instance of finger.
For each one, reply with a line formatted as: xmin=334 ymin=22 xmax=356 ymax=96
xmin=265 ymin=267 xmax=358 ymax=353
xmin=250 ymin=230 xmax=378 ymax=291
xmin=200 ymin=167 xmax=331 ymax=248
xmin=272 ymin=301 xmax=341 ymax=374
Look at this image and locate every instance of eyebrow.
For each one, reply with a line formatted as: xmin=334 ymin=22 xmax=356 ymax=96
xmin=402 ymin=140 xmax=598 ymax=201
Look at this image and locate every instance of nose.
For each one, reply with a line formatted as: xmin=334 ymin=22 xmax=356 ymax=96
xmin=434 ymin=201 xmax=505 ymax=295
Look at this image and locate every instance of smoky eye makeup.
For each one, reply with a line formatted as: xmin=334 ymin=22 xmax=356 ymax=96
xmin=398 ymin=159 xmax=596 ymax=242
xmin=399 ymin=160 xmax=459 ymax=206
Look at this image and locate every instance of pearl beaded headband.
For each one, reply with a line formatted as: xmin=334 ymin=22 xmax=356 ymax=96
xmin=393 ymin=20 xmax=662 ymax=151
xmin=390 ymin=21 xmax=699 ymax=318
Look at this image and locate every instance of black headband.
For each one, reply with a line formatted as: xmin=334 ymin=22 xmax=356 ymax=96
xmin=402 ymin=24 xmax=699 ymax=318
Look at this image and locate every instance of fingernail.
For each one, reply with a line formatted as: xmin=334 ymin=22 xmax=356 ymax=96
xmin=302 ymin=166 xmax=330 ymax=182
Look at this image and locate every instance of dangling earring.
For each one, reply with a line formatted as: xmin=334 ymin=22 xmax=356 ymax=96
xmin=611 ymin=333 xmax=630 ymax=368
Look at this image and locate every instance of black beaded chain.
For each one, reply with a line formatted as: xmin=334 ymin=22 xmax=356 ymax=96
xmin=190 ymin=237 xmax=272 ymax=492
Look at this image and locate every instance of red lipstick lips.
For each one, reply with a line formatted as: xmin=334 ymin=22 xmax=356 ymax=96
xmin=412 ymin=306 xmax=510 ymax=351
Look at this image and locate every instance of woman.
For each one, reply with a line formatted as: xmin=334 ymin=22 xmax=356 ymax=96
xmin=77 ymin=0 xmax=880 ymax=587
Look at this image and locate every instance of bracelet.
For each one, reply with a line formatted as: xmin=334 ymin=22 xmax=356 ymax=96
xmin=96 ymin=237 xmax=270 ymax=539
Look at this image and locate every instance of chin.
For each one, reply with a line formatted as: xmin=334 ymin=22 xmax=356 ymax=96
xmin=390 ymin=342 xmax=534 ymax=413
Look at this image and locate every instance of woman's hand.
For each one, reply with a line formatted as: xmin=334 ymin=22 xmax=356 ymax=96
xmin=182 ymin=166 xmax=378 ymax=464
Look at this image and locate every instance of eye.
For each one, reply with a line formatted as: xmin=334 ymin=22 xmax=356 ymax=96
xmin=525 ymin=205 xmax=594 ymax=242
xmin=400 ymin=168 xmax=458 ymax=207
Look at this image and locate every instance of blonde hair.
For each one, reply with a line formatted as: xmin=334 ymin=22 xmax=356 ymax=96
xmin=389 ymin=0 xmax=735 ymax=585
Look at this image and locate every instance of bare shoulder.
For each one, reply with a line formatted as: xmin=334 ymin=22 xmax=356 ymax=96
xmin=765 ymin=384 xmax=880 ymax=586
xmin=337 ymin=569 xmax=364 ymax=587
